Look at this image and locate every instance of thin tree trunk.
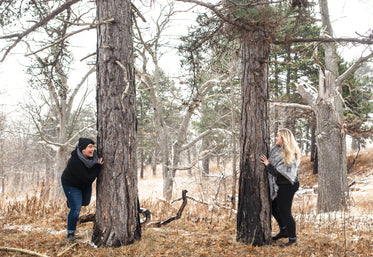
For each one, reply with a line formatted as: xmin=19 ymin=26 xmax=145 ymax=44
xmin=140 ymin=149 xmax=144 ymax=179
xmin=187 ymin=148 xmax=192 ymax=176
xmin=151 ymin=148 xmax=157 ymax=176
xmin=201 ymin=137 xmax=209 ymax=177
xmin=93 ymin=0 xmax=141 ymax=246
xmin=231 ymin=80 xmax=237 ymax=208
xmin=351 ymin=137 xmax=360 ymax=151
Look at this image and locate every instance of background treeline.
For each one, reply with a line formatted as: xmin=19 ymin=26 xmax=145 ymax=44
xmin=0 ymin=0 xmax=372 ymax=198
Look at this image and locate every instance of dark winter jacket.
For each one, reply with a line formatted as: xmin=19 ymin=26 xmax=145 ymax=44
xmin=61 ymin=149 xmax=102 ymax=189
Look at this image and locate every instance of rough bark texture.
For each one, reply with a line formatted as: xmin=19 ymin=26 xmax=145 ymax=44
xmin=231 ymin=80 xmax=238 ymax=208
xmin=315 ymin=71 xmax=347 ymax=212
xmin=236 ymin=31 xmax=271 ymax=246
xmin=317 ymin=0 xmax=348 ymax=212
xmin=93 ymin=0 xmax=141 ymax=246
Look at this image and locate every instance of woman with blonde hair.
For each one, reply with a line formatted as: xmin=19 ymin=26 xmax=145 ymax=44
xmin=260 ymin=128 xmax=300 ymax=247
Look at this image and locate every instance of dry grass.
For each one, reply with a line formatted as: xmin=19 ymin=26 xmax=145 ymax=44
xmin=0 ymin=150 xmax=372 ymax=256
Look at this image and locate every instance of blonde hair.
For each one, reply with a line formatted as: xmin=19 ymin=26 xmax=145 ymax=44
xmin=278 ymin=128 xmax=301 ymax=165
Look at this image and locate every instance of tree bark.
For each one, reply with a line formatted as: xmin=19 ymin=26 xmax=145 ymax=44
xmin=310 ymin=115 xmax=318 ymax=174
xmin=317 ymin=0 xmax=348 ymax=212
xmin=315 ymin=70 xmax=347 ymax=212
xmin=93 ymin=0 xmax=141 ymax=246
xmin=236 ymin=30 xmax=271 ymax=246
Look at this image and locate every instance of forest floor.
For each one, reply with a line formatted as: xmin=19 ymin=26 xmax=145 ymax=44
xmin=0 ymin=149 xmax=372 ymax=256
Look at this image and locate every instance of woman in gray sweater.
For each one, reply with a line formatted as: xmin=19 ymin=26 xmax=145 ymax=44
xmin=260 ymin=128 xmax=300 ymax=247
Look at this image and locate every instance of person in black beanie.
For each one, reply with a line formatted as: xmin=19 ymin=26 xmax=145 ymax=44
xmin=61 ymin=137 xmax=104 ymax=243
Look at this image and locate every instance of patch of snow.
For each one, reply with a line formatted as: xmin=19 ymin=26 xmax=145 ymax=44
xmin=3 ymin=224 xmax=65 ymax=235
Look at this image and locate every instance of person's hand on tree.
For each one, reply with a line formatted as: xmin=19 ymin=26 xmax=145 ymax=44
xmin=98 ymin=158 xmax=104 ymax=165
xmin=260 ymin=155 xmax=269 ymax=166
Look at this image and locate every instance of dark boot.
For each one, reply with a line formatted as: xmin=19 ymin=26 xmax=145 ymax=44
xmin=280 ymin=238 xmax=297 ymax=247
xmin=67 ymin=233 xmax=76 ymax=243
xmin=272 ymin=228 xmax=288 ymax=241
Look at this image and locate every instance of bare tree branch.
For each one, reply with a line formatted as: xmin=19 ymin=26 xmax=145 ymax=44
xmin=180 ymin=129 xmax=215 ymax=152
xmin=337 ymin=50 xmax=373 ymax=86
xmin=37 ymin=123 xmax=95 ymax=148
xmin=131 ymin=3 xmax=147 ymax=22
xmin=270 ymin=101 xmax=313 ymax=111
xmin=274 ymin=37 xmax=373 ymax=45
xmin=25 ymin=18 xmax=114 ymax=57
xmin=0 ymin=247 xmax=49 ymax=257
xmin=167 ymin=149 xmax=211 ymax=171
xmin=67 ymin=67 xmax=96 ymax=115
xmin=25 ymin=27 xmax=92 ymax=57
xmin=149 ymin=190 xmax=188 ymax=227
xmin=180 ymin=128 xmax=232 ymax=152
xmin=0 ymin=0 xmax=81 ymax=62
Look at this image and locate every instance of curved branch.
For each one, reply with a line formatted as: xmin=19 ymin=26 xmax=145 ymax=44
xmin=38 ymin=123 xmax=95 ymax=148
xmin=25 ymin=26 xmax=94 ymax=57
xmin=337 ymin=51 xmax=373 ymax=86
xmin=180 ymin=129 xmax=214 ymax=152
xmin=0 ymin=0 xmax=81 ymax=62
xmin=149 ymin=190 xmax=188 ymax=227
xmin=167 ymin=149 xmax=212 ymax=171
xmin=67 ymin=67 xmax=96 ymax=115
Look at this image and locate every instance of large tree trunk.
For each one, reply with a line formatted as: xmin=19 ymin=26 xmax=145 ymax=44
xmin=236 ymin=30 xmax=271 ymax=246
xmin=317 ymin=0 xmax=348 ymax=212
xmin=93 ymin=0 xmax=141 ymax=246
xmin=315 ymin=70 xmax=347 ymax=212
xmin=310 ymin=115 xmax=318 ymax=174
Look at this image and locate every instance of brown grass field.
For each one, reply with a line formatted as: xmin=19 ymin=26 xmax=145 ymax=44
xmin=0 ymin=149 xmax=372 ymax=256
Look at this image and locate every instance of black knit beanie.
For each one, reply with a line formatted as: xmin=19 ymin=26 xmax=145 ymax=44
xmin=78 ymin=137 xmax=95 ymax=151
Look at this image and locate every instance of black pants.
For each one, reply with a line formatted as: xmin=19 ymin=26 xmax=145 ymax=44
xmin=272 ymin=181 xmax=299 ymax=238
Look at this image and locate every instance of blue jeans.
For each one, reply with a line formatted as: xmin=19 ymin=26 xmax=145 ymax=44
xmin=62 ymin=184 xmax=92 ymax=234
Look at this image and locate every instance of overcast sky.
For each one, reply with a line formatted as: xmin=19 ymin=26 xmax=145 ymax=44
xmin=1 ymin=0 xmax=372 ymax=120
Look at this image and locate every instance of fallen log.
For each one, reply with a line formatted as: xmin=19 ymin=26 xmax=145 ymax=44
xmin=0 ymin=246 xmax=49 ymax=257
xmin=78 ymin=208 xmax=151 ymax=224
xmin=78 ymin=213 xmax=95 ymax=224
xmin=149 ymin=190 xmax=188 ymax=227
